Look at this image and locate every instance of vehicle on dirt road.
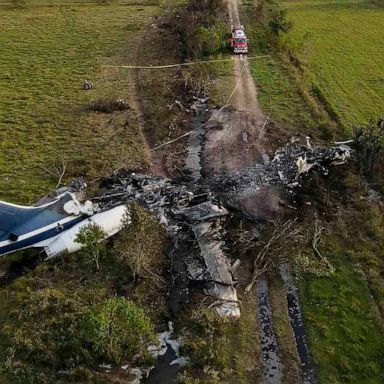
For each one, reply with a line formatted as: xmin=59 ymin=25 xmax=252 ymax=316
xmin=230 ymin=25 xmax=248 ymax=54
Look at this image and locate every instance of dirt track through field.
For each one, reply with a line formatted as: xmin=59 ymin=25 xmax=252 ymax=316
xmin=203 ymin=0 xmax=266 ymax=176
xmin=203 ymin=1 xmax=286 ymax=383
xmin=228 ymin=0 xmax=264 ymax=116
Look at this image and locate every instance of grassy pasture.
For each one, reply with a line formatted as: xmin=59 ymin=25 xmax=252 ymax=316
xmin=241 ymin=0 xmax=326 ymax=139
xmin=0 ymin=0 xmax=159 ymax=203
xmin=300 ymin=254 xmax=384 ymax=383
xmin=283 ymin=0 xmax=384 ymax=130
xmin=295 ymin=171 xmax=384 ymax=383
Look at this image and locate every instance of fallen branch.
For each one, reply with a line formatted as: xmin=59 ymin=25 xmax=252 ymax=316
xmin=312 ymin=222 xmax=334 ymax=271
xmin=55 ymin=157 xmax=67 ymax=188
xmin=245 ymin=219 xmax=297 ymax=294
xmin=151 ymin=131 xmax=194 ymax=151
xmin=39 ymin=156 xmax=67 ymax=189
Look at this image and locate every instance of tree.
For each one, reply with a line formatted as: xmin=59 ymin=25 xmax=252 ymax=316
xmin=75 ymin=223 xmax=107 ymax=271
xmin=268 ymin=6 xmax=293 ymax=35
xmin=354 ymin=117 xmax=384 ymax=176
xmin=1 ymin=285 xmax=156 ymax=380
xmin=83 ymin=297 xmax=156 ymax=364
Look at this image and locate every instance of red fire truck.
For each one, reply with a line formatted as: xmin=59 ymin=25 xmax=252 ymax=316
xmin=230 ymin=25 xmax=248 ymax=54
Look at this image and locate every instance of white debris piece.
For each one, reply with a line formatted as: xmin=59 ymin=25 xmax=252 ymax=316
xmin=295 ymin=156 xmax=315 ymax=179
xmin=147 ymin=321 xmax=187 ymax=365
xmin=331 ymin=145 xmax=351 ymax=165
xmin=63 ymin=197 xmax=94 ymax=216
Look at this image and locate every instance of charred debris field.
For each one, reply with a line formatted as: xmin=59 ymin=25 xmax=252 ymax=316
xmin=0 ymin=1 xmax=384 ymax=384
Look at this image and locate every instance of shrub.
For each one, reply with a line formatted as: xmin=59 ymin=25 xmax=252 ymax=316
xmin=75 ymin=223 xmax=107 ymax=272
xmin=354 ymin=117 xmax=384 ymax=177
xmin=115 ymin=204 xmax=165 ymax=279
xmin=88 ymin=97 xmax=129 ymax=114
xmin=194 ymin=27 xmax=224 ymax=57
xmin=2 ymin=287 xmax=92 ymax=369
xmin=178 ymin=0 xmax=227 ymax=59
xmin=268 ymin=4 xmax=293 ymax=35
xmin=181 ymin=309 xmax=231 ymax=369
xmin=1 ymin=286 xmax=156 ymax=374
xmin=251 ymin=0 xmax=293 ymax=43
xmin=83 ymin=297 xmax=156 ymax=364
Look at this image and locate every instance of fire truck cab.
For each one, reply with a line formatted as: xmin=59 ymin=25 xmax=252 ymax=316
xmin=230 ymin=25 xmax=248 ymax=54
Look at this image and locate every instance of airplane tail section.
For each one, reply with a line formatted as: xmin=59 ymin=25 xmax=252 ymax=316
xmin=0 ymin=195 xmax=74 ymax=242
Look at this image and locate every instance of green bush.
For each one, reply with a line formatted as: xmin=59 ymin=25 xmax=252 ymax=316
xmin=181 ymin=309 xmax=231 ymax=369
xmin=178 ymin=0 xmax=227 ymax=58
xmin=194 ymin=27 xmax=224 ymax=57
xmin=75 ymin=223 xmax=107 ymax=272
xmin=1 ymin=286 xmax=156 ymax=375
xmin=2 ymin=287 xmax=92 ymax=369
xmin=83 ymin=297 xmax=156 ymax=364
xmin=268 ymin=4 xmax=293 ymax=35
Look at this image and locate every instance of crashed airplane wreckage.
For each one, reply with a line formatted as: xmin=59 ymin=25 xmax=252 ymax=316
xmin=0 ymin=179 xmax=127 ymax=259
xmin=0 ymin=141 xmax=351 ymax=317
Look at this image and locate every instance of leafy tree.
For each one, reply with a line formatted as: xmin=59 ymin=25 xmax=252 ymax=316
xmin=354 ymin=117 xmax=384 ymax=176
xmin=1 ymin=285 xmax=156 ymax=381
xmin=268 ymin=5 xmax=293 ymax=35
xmin=83 ymin=297 xmax=156 ymax=364
xmin=194 ymin=27 xmax=224 ymax=57
xmin=75 ymin=223 xmax=107 ymax=271
xmin=179 ymin=0 xmax=227 ymax=58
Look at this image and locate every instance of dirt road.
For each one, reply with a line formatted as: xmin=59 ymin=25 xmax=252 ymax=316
xmin=202 ymin=2 xmax=287 ymax=383
xmin=203 ymin=0 xmax=266 ymax=175
xmin=228 ymin=0 xmax=264 ymax=116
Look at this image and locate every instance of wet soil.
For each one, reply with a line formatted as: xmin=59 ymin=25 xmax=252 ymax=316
xmin=256 ymin=277 xmax=283 ymax=383
xmin=143 ymin=345 xmax=179 ymax=384
xmin=279 ymin=263 xmax=318 ymax=384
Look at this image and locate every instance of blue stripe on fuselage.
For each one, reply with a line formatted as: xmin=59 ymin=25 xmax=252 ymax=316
xmin=0 ymin=216 xmax=84 ymax=256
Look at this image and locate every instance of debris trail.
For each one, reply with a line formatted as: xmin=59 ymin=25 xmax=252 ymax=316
xmin=279 ymin=263 xmax=318 ymax=384
xmin=93 ymin=141 xmax=350 ymax=319
xmin=256 ymin=277 xmax=283 ymax=384
xmin=183 ymin=96 xmax=210 ymax=181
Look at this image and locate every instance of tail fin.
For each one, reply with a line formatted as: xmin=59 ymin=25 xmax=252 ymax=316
xmin=0 ymin=200 xmax=67 ymax=242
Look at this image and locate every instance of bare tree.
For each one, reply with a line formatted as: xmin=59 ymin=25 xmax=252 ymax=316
xmin=245 ymin=219 xmax=301 ymax=293
xmin=40 ymin=156 xmax=67 ymax=188
xmin=312 ymin=221 xmax=334 ymax=272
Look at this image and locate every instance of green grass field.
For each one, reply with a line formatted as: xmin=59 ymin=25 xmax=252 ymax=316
xmin=0 ymin=0 xmax=159 ymax=203
xmin=283 ymin=0 xmax=384 ymax=130
xmin=277 ymin=2 xmax=384 ymax=380
xmin=300 ymin=254 xmax=384 ymax=383
xmin=241 ymin=0 xmax=328 ymax=139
